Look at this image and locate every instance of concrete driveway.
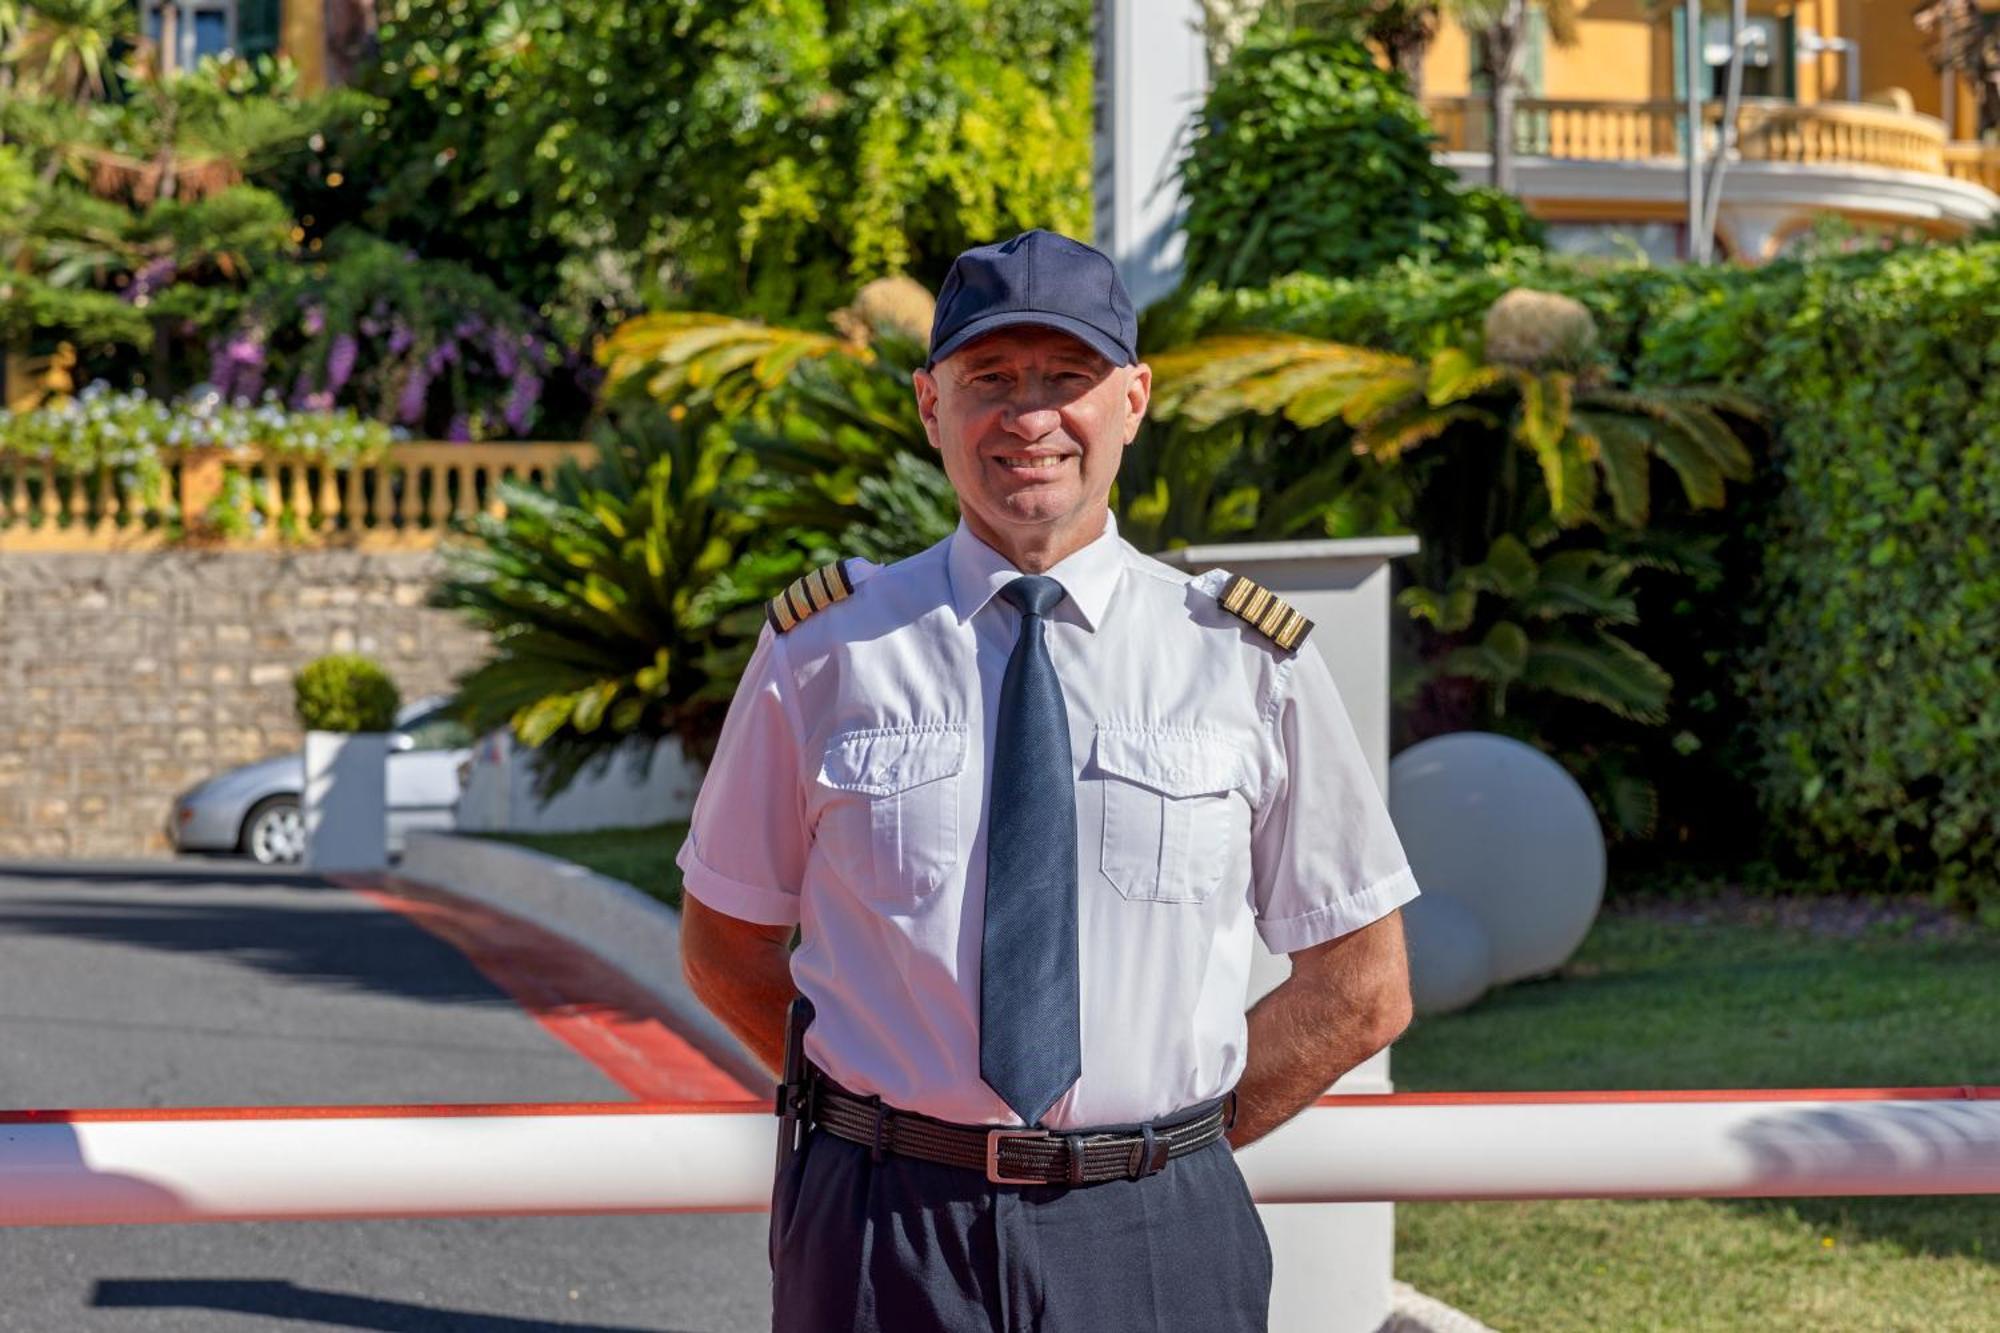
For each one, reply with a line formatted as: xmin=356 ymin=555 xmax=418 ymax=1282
xmin=0 ymin=860 xmax=770 ymax=1333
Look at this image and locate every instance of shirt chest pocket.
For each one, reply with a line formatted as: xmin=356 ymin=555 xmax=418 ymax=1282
xmin=1092 ymin=726 xmax=1250 ymax=905
xmin=817 ymin=725 xmax=968 ymax=906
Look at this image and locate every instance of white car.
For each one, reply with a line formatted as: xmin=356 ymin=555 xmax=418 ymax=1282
xmin=168 ymin=696 xmax=476 ymax=865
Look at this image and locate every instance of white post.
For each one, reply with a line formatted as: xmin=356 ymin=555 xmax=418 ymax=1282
xmin=303 ymin=731 xmax=390 ymax=871
xmin=1685 ymin=3 xmax=1708 ymax=261
xmin=1156 ymin=536 xmax=1419 ymax=1333
xmin=1092 ymin=0 xmax=1207 ymax=311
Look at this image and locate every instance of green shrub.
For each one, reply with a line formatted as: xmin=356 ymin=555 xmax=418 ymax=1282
xmin=337 ymin=0 xmax=1092 ymax=329
xmin=1176 ymin=33 xmax=1542 ymax=291
xmin=294 ymin=654 xmax=401 ymax=733
xmin=1639 ymin=245 xmax=2000 ymax=913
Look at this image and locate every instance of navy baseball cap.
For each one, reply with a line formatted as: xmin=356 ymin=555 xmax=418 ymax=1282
xmin=924 ymin=229 xmax=1138 ymax=371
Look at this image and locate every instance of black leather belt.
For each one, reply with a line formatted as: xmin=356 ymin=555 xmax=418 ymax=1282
xmin=804 ymin=1067 xmax=1235 ymax=1187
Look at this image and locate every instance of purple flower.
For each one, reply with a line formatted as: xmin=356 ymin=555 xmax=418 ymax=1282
xmin=325 ymin=333 xmax=360 ymax=394
xmin=489 ymin=332 xmax=519 ymax=378
xmin=446 ymin=413 xmax=471 ymax=442
xmin=302 ymin=305 xmax=325 ymax=336
xmin=395 ymin=366 xmax=432 ymax=425
xmin=206 ymin=340 xmax=237 ymax=401
xmin=289 ymin=369 xmax=319 ymax=410
xmin=387 ymin=321 xmax=415 ymax=356
xmin=123 ymin=256 xmax=178 ymax=305
xmin=502 ymin=367 xmax=542 ymax=435
xmin=424 ymin=341 xmax=460 ymax=375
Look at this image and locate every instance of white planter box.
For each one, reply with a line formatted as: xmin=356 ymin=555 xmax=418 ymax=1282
xmin=1155 ymin=535 xmax=1419 ymax=1333
xmin=304 ymin=731 xmax=389 ymax=872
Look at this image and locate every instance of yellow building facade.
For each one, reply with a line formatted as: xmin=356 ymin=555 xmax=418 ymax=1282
xmin=1417 ymin=2 xmax=2000 ymax=261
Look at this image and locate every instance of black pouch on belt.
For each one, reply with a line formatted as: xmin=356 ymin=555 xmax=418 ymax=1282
xmin=773 ymin=995 xmax=816 ymax=1180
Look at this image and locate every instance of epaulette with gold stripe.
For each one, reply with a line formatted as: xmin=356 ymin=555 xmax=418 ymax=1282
xmin=767 ymin=559 xmax=859 ymax=634
xmin=1218 ymin=573 xmax=1314 ymax=653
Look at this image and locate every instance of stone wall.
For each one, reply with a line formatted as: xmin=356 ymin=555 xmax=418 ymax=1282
xmin=0 ymin=551 xmax=491 ymax=859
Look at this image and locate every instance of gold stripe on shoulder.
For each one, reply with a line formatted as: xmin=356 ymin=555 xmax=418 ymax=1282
xmin=767 ymin=559 xmax=858 ymax=634
xmin=1216 ymin=573 xmax=1313 ymax=654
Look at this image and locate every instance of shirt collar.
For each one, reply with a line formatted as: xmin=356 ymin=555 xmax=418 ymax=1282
xmin=945 ymin=509 xmax=1126 ymax=632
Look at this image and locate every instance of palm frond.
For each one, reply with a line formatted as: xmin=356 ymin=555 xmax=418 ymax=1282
xmin=1147 ymin=333 xmax=1416 ymax=431
xmin=1517 ymin=628 xmax=1673 ymax=725
xmin=597 ymin=312 xmax=868 ymax=413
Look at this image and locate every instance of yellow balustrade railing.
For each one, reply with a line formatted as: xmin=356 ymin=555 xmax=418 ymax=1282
xmin=1944 ymin=141 xmax=2000 ymax=193
xmin=1424 ymin=96 xmax=1958 ymax=178
xmin=0 ymin=440 xmax=598 ymax=552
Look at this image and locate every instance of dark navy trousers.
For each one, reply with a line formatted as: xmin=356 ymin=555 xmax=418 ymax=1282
xmin=769 ymin=1117 xmax=1272 ymax=1332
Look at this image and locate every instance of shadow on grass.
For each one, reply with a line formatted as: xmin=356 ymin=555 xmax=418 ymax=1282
xmin=1727 ymin=1194 xmax=1997 ymax=1265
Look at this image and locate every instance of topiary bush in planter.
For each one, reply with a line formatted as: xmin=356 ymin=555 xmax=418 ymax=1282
xmin=294 ymin=654 xmax=400 ymax=871
xmin=294 ymin=653 xmax=400 ymax=733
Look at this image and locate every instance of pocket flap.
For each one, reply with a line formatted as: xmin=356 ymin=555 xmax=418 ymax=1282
xmin=820 ymin=725 xmax=968 ymax=795
xmin=1093 ymin=727 xmax=1246 ymax=798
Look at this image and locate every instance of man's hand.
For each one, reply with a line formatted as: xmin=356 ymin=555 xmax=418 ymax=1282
xmin=1226 ymin=908 xmax=1413 ymax=1149
xmin=680 ymin=895 xmax=798 ymax=1079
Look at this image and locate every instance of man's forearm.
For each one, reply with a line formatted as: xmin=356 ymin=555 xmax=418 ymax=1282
xmin=1226 ymin=976 xmax=1397 ymax=1147
xmin=680 ymin=903 xmax=799 ymax=1079
xmin=1225 ymin=912 xmax=1414 ymax=1149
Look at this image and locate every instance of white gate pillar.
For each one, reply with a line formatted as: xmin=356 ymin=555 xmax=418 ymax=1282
xmin=1092 ymin=0 xmax=1207 ymax=311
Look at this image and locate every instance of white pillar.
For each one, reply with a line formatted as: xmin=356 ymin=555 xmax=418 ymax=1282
xmin=1092 ymin=0 xmax=1207 ymax=311
xmin=1156 ymin=536 xmax=1420 ymax=1333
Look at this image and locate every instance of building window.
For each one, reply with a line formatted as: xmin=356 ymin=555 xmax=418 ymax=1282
xmin=1701 ymin=14 xmax=1794 ymax=100
xmin=139 ymin=1 xmax=240 ymax=69
xmin=1673 ymin=7 xmax=1796 ymax=102
xmin=131 ymin=0 xmax=282 ymax=79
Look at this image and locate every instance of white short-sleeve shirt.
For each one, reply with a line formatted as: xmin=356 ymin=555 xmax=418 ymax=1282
xmin=677 ymin=509 xmax=1420 ymax=1129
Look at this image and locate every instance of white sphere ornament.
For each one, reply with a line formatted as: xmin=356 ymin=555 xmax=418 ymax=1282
xmin=1389 ymin=731 xmax=1605 ymax=985
xmin=1400 ymin=890 xmax=1493 ymax=1016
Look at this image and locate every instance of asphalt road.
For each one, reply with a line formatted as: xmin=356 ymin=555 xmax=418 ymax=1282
xmin=0 ymin=860 xmax=771 ymax=1333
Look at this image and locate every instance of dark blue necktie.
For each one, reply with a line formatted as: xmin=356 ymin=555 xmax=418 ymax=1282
xmin=980 ymin=575 xmax=1082 ymax=1127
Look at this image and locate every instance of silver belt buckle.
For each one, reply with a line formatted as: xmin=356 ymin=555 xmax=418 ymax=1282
xmin=985 ymin=1127 xmax=1050 ymax=1185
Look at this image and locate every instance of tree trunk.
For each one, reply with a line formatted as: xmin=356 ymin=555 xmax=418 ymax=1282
xmin=1377 ymin=6 xmax=1440 ymax=99
xmin=1483 ymin=0 xmax=1531 ymax=193
xmin=324 ymin=0 xmax=381 ymax=88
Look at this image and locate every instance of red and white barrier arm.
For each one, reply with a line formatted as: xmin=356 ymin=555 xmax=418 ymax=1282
xmin=2 ymin=1087 xmax=1995 ymax=1227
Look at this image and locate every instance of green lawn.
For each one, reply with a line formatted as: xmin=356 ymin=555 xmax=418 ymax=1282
xmin=1391 ymin=905 xmax=2000 ymax=1332
xmin=477 ymin=821 xmax=690 ymax=908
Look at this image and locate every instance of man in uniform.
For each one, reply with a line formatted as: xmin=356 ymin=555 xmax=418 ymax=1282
xmin=679 ymin=228 xmax=1418 ymax=1332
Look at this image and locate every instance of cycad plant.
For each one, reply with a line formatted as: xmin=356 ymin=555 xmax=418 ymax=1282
xmin=0 ymin=0 xmax=128 ymax=103
xmin=1150 ymin=289 xmax=1755 ymax=536
xmin=435 ymin=281 xmax=959 ymax=799
xmin=1148 ymin=287 xmax=1759 ymax=840
xmin=431 ymin=402 xmax=764 ymax=799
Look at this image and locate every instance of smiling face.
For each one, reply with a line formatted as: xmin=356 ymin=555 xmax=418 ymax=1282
xmin=912 ymin=325 xmax=1151 ymax=572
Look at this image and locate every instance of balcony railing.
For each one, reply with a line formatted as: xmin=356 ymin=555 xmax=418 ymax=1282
xmin=0 ymin=440 xmax=598 ymax=552
xmin=1423 ymin=95 xmax=1969 ymax=179
xmin=1944 ymin=141 xmax=2000 ymax=192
